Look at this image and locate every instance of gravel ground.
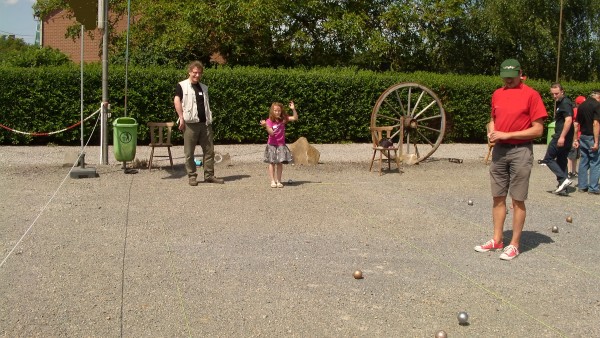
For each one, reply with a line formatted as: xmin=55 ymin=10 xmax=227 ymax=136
xmin=1 ymin=143 xmax=599 ymax=337
xmin=0 ymin=143 xmax=545 ymax=166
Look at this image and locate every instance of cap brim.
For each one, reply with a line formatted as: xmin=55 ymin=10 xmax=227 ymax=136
xmin=500 ymin=70 xmax=520 ymax=78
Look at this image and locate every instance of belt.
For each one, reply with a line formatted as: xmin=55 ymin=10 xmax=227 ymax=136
xmin=496 ymin=142 xmax=532 ymax=148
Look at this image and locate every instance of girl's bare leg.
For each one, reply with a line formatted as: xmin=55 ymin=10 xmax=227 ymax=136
xmin=276 ymin=163 xmax=283 ymax=183
xmin=268 ymin=163 xmax=276 ymax=183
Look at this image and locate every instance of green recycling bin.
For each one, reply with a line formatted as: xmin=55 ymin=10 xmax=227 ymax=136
xmin=113 ymin=117 xmax=138 ymax=162
xmin=546 ymin=121 xmax=555 ymax=144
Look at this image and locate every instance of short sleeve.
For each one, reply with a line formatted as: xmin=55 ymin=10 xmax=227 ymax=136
xmin=174 ymin=83 xmax=183 ymax=99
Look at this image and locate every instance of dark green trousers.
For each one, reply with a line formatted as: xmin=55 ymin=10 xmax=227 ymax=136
xmin=183 ymin=122 xmax=215 ymax=179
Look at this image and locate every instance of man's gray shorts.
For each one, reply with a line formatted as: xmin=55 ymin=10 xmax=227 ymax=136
xmin=489 ymin=142 xmax=534 ymax=201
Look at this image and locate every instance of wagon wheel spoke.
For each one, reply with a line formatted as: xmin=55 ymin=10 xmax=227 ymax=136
xmin=413 ymin=100 xmax=439 ymax=119
xmin=415 ymin=129 xmax=437 ymax=147
xmin=418 ymin=124 xmax=443 ymax=133
xmin=393 ymin=90 xmax=408 ymax=115
xmin=410 ymin=91 xmax=426 ymax=117
xmin=375 ymin=113 xmax=403 ymax=125
xmin=371 ymin=82 xmax=446 ymax=163
xmin=418 ymin=114 xmax=444 ymax=123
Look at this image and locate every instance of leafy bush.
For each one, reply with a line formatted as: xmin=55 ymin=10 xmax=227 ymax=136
xmin=0 ymin=36 xmax=72 ymax=67
xmin=1 ymin=65 xmax=598 ymax=145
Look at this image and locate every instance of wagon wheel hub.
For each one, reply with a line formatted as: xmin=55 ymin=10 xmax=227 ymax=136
xmin=404 ymin=117 xmax=418 ymax=130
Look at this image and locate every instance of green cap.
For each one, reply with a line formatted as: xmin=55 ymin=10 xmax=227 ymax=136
xmin=500 ymin=59 xmax=521 ymax=78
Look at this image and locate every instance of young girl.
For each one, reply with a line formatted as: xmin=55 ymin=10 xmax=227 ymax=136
xmin=260 ymin=101 xmax=298 ymax=188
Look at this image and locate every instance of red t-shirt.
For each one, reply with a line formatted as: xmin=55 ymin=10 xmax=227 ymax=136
xmin=491 ymin=83 xmax=548 ymax=145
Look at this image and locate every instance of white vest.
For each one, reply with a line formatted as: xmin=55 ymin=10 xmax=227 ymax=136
xmin=179 ymin=79 xmax=212 ymax=125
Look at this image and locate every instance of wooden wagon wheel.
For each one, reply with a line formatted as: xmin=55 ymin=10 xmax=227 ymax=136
xmin=371 ymin=82 xmax=446 ymax=163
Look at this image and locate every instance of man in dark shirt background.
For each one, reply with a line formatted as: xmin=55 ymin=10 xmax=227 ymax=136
xmin=572 ymin=90 xmax=600 ymax=194
xmin=542 ymin=83 xmax=574 ymax=194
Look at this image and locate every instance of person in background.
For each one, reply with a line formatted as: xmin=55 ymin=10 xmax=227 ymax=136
xmin=541 ymin=83 xmax=574 ymax=194
xmin=474 ymin=59 xmax=547 ymax=260
xmin=260 ymin=101 xmax=299 ymax=188
xmin=174 ymin=61 xmax=224 ymax=186
xmin=572 ymin=90 xmax=600 ymax=194
xmin=567 ymin=95 xmax=586 ymax=178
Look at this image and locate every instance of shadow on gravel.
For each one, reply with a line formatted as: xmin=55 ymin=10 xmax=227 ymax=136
xmin=160 ymin=164 xmax=187 ymax=179
xmin=223 ymin=174 xmax=251 ymax=182
xmin=504 ymin=230 xmax=555 ymax=254
xmin=285 ymin=180 xmax=321 ymax=186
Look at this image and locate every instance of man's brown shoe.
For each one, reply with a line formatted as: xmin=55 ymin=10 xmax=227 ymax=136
xmin=189 ymin=176 xmax=199 ymax=186
xmin=205 ymin=176 xmax=224 ymax=184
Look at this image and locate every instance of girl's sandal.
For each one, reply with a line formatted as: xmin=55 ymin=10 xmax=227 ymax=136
xmin=276 ymin=182 xmax=284 ymax=188
xmin=271 ymin=182 xmax=277 ymax=188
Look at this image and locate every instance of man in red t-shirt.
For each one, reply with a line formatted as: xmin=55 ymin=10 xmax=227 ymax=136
xmin=475 ymin=59 xmax=548 ymax=260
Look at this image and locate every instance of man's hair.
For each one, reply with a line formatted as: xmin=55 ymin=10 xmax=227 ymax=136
xmin=591 ymin=90 xmax=600 ymax=98
xmin=187 ymin=61 xmax=204 ymax=73
xmin=550 ymin=82 xmax=564 ymax=91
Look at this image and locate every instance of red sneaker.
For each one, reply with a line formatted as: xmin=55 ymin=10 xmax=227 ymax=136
xmin=474 ymin=239 xmax=504 ymax=252
xmin=499 ymin=245 xmax=519 ymax=260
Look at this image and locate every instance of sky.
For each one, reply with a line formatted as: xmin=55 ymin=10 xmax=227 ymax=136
xmin=0 ymin=0 xmax=38 ymax=45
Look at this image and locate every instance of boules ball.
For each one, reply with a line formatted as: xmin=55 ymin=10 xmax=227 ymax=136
xmin=468 ymin=200 xmax=473 ymax=206
xmin=552 ymin=226 xmax=559 ymax=233
xmin=353 ymin=270 xmax=363 ymax=279
xmin=457 ymin=311 xmax=469 ymax=325
xmin=435 ymin=330 xmax=448 ymax=338
xmin=566 ymin=216 xmax=573 ymax=223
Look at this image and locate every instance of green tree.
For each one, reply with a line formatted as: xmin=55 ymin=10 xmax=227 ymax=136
xmin=0 ymin=35 xmax=71 ymax=67
xmin=33 ymin=0 xmax=600 ymax=81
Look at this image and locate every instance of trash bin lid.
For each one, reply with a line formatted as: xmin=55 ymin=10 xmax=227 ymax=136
xmin=113 ymin=117 xmax=138 ymax=126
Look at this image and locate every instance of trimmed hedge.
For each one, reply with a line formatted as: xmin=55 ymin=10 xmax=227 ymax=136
xmin=1 ymin=65 xmax=598 ymax=145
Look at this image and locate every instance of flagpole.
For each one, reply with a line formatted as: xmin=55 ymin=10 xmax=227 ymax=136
xmin=556 ymin=0 xmax=564 ymax=82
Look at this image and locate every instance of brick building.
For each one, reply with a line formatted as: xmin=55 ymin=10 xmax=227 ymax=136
xmin=40 ymin=9 xmax=127 ymax=63
xmin=40 ymin=10 xmax=227 ymax=65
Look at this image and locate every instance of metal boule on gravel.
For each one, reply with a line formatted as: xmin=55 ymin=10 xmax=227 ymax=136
xmin=457 ymin=311 xmax=469 ymax=325
xmin=468 ymin=200 xmax=473 ymax=206
xmin=552 ymin=226 xmax=559 ymax=233
xmin=435 ymin=330 xmax=448 ymax=338
xmin=353 ymin=270 xmax=363 ymax=279
xmin=566 ymin=216 xmax=573 ymax=223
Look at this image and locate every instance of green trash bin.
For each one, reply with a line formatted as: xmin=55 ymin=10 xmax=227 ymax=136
xmin=113 ymin=117 xmax=138 ymax=162
xmin=546 ymin=121 xmax=555 ymax=144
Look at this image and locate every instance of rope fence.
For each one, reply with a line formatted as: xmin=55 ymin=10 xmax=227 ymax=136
xmin=0 ymin=108 xmax=101 ymax=136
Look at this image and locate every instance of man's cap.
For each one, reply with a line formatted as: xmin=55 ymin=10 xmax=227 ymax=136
xmin=575 ymin=96 xmax=586 ymax=105
xmin=500 ymin=59 xmax=521 ymax=78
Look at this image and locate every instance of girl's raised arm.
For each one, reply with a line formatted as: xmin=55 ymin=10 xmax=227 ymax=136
xmin=288 ymin=101 xmax=299 ymax=122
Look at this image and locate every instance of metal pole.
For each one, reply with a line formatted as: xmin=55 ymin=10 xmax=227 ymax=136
xmin=100 ymin=0 xmax=109 ymax=164
xmin=124 ymin=0 xmax=131 ymax=117
xmin=556 ymin=0 xmax=564 ymax=82
xmin=80 ymin=24 xmax=84 ymax=151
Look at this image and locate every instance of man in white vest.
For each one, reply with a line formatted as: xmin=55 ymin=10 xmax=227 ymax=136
xmin=174 ymin=61 xmax=224 ymax=186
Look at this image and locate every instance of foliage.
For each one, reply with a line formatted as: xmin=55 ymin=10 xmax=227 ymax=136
xmin=99 ymin=0 xmax=600 ymax=81
xmin=33 ymin=0 xmax=67 ymax=20
xmin=0 ymin=36 xmax=72 ymax=67
xmin=30 ymin=0 xmax=600 ymax=80
xmin=2 ymin=65 xmax=599 ymax=145
xmin=0 ymin=35 xmax=29 ymax=52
